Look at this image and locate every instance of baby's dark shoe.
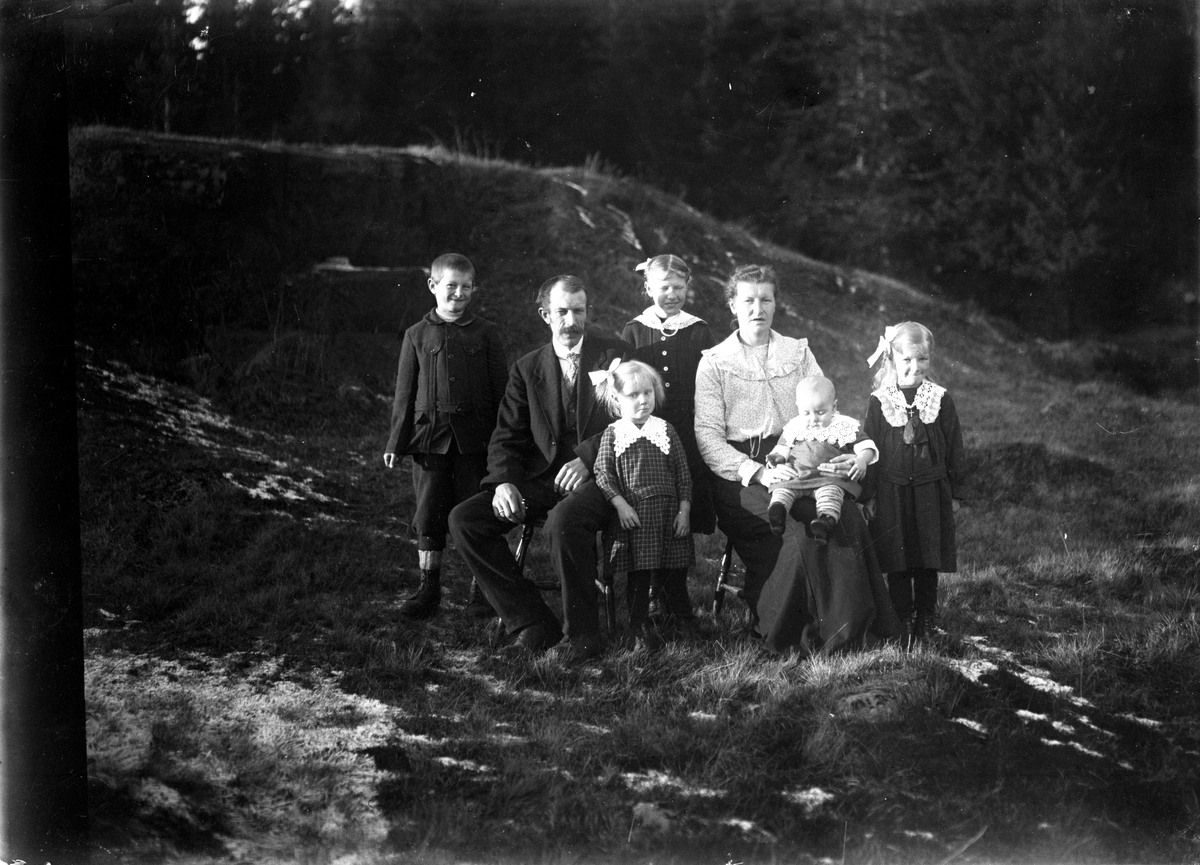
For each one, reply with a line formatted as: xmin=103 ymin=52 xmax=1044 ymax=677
xmin=809 ymin=514 xmax=838 ymax=546
xmin=768 ymin=501 xmax=788 ymax=536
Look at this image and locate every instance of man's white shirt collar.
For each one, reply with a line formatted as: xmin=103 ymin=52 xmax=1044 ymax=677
xmin=552 ymin=337 xmax=583 ymax=360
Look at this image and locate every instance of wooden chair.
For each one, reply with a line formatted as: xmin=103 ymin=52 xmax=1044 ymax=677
xmin=711 ymin=535 xmax=745 ymax=615
xmin=513 ymin=517 xmax=617 ymax=634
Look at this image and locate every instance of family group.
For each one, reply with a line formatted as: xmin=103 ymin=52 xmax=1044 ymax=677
xmin=383 ymin=252 xmax=965 ymax=664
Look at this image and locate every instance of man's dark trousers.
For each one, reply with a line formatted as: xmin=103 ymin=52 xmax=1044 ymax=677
xmin=449 ymin=478 xmax=610 ymax=640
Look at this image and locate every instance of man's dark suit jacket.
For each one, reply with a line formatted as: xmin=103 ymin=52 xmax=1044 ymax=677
xmin=481 ymin=334 xmax=631 ymax=491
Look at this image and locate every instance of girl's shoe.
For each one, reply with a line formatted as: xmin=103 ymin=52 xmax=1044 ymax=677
xmin=910 ymin=612 xmax=935 ymax=648
xmin=633 ymin=619 xmax=665 ymax=653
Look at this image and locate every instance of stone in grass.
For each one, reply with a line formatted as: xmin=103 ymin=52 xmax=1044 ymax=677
xmin=629 ymin=802 xmax=674 ymax=841
xmin=836 ymin=689 xmax=899 ymax=719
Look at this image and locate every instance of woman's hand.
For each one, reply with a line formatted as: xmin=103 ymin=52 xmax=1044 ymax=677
xmin=819 ymin=453 xmax=864 ymax=481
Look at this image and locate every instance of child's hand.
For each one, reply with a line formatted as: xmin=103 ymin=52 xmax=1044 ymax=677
xmin=383 ymin=453 xmax=396 ymax=469
xmin=673 ymin=510 xmax=690 ymax=538
xmin=616 ymin=501 xmax=642 ymax=530
xmin=760 ymin=463 xmax=799 ymax=486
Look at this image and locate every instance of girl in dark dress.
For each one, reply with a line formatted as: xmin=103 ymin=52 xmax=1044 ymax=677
xmin=862 ymin=322 xmax=965 ymax=649
xmin=620 ymin=255 xmax=718 ymax=632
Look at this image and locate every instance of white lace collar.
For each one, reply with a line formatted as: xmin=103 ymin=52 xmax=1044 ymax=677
xmin=791 ymin=414 xmax=861 ymax=447
xmin=611 ymin=415 xmax=671 ymax=457
xmin=632 ymin=307 xmax=704 ymax=334
xmin=701 ymin=331 xmax=809 ymax=381
xmin=874 ymin=381 xmax=945 ymax=427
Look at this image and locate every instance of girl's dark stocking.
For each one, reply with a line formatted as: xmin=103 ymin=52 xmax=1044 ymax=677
xmin=912 ymin=568 xmax=938 ymax=617
xmin=887 ymin=572 xmax=914 ymax=623
xmin=626 ymin=569 xmax=653 ymax=625
xmin=627 ymin=569 xmax=664 ymax=651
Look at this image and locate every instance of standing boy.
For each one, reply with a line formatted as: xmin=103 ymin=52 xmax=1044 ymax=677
xmin=384 ymin=253 xmax=508 ymax=619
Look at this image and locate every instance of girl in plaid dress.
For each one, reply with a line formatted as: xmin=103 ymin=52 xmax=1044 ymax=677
xmin=593 ymin=360 xmax=694 ymax=651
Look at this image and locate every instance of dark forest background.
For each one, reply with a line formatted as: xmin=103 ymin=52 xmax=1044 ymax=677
xmin=65 ymin=0 xmax=1197 ymax=340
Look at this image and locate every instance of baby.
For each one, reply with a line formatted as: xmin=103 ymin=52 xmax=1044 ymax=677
xmin=766 ymin=375 xmax=878 ymax=544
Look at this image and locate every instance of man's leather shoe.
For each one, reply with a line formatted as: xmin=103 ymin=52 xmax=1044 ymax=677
xmin=546 ymin=633 xmax=604 ymax=665
xmin=505 ymin=620 xmax=561 ymax=654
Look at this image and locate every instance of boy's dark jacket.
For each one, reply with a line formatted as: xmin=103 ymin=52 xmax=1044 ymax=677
xmin=386 ymin=310 xmax=508 ymax=457
xmin=482 ymin=334 xmax=631 ymax=490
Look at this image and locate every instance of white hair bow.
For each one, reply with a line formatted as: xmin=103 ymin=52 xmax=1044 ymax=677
xmin=633 ymin=258 xmax=653 ymax=273
xmin=866 ymin=326 xmax=899 ymax=367
xmin=588 ymin=357 xmax=622 ymax=387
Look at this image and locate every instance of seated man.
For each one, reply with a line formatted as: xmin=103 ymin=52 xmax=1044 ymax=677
xmin=448 ymin=275 xmax=631 ymax=664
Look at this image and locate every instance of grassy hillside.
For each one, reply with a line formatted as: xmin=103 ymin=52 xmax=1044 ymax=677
xmin=75 ymin=128 xmax=1200 ymax=864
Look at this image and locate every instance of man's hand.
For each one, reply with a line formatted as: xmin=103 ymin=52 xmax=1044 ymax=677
xmin=554 ymin=458 xmax=591 ymax=495
xmin=492 ymin=483 xmax=526 ymax=523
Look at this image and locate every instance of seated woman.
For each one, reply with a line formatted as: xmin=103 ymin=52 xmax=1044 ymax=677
xmin=694 ymin=264 xmax=900 ymax=654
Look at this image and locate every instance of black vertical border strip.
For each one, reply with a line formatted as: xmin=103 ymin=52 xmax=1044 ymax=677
xmin=0 ymin=4 xmax=89 ymax=862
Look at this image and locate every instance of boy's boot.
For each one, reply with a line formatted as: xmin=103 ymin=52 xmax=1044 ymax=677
xmin=809 ymin=513 xmax=838 ymax=546
xmin=399 ymin=569 xmax=441 ymax=619
xmin=628 ymin=571 xmax=664 ymax=653
xmin=464 ymin=579 xmax=496 ymax=619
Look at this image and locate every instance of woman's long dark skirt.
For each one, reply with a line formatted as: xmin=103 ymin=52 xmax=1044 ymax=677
xmin=712 ymin=476 xmax=901 ymax=654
